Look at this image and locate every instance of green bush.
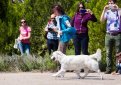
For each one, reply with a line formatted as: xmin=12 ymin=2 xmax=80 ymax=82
xmin=0 ymin=54 xmax=57 ymax=72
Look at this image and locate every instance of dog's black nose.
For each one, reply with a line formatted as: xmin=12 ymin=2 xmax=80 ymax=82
xmin=52 ymin=57 xmax=55 ymax=61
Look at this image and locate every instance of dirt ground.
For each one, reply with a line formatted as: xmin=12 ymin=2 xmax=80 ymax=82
xmin=0 ymin=72 xmax=121 ymax=85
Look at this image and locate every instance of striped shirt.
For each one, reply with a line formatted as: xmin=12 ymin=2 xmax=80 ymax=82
xmin=45 ymin=21 xmax=58 ymax=40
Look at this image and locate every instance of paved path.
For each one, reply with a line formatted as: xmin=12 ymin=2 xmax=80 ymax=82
xmin=0 ymin=72 xmax=121 ymax=85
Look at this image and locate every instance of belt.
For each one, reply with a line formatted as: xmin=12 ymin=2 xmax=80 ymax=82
xmin=107 ymin=32 xmax=121 ymax=36
xmin=76 ymin=31 xmax=88 ymax=35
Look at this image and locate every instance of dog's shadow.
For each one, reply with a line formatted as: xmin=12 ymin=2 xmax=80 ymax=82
xmin=86 ymin=76 xmax=114 ymax=80
xmin=54 ymin=76 xmax=115 ymax=81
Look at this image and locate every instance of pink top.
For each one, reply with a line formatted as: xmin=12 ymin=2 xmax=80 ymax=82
xmin=19 ymin=26 xmax=31 ymax=44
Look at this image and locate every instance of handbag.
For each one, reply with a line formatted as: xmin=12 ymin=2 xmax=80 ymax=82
xmin=13 ymin=39 xmax=19 ymax=49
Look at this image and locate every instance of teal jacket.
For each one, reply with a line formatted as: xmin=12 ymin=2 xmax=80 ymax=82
xmin=59 ymin=15 xmax=76 ymax=42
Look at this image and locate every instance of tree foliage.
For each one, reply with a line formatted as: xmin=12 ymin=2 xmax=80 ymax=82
xmin=0 ymin=0 xmax=121 ymax=57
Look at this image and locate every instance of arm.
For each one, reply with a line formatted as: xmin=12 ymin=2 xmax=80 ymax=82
xmin=119 ymin=8 xmax=121 ymax=15
xmin=90 ymin=14 xmax=97 ymax=22
xmin=86 ymin=9 xmax=97 ymax=22
xmin=45 ymin=22 xmax=57 ymax=32
xmin=18 ymin=27 xmax=23 ymax=40
xmin=57 ymin=19 xmax=72 ymax=35
xmin=45 ymin=25 xmax=48 ymax=33
xmin=70 ymin=15 xmax=75 ymax=27
xmin=19 ymin=27 xmax=31 ymax=40
xmin=100 ymin=5 xmax=109 ymax=22
xmin=23 ymin=32 xmax=31 ymax=40
xmin=62 ymin=20 xmax=72 ymax=33
xmin=58 ymin=16 xmax=76 ymax=35
xmin=60 ymin=20 xmax=76 ymax=35
xmin=57 ymin=16 xmax=71 ymax=35
xmin=100 ymin=10 xmax=106 ymax=22
xmin=100 ymin=4 xmax=119 ymax=22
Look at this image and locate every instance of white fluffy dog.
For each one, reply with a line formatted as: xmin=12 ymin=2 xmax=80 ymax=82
xmin=51 ymin=49 xmax=103 ymax=79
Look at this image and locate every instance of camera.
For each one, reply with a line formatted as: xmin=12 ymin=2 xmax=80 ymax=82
xmin=108 ymin=4 xmax=114 ymax=9
xmin=48 ymin=28 xmax=53 ymax=31
xmin=80 ymin=9 xmax=87 ymax=14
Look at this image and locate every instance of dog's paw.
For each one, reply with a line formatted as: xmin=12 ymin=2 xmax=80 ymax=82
xmin=52 ymin=74 xmax=64 ymax=78
xmin=52 ymin=74 xmax=58 ymax=77
xmin=77 ymin=76 xmax=81 ymax=79
xmin=52 ymin=74 xmax=60 ymax=77
xmin=81 ymin=76 xmax=85 ymax=79
xmin=100 ymin=76 xmax=103 ymax=80
xmin=77 ymin=77 xmax=81 ymax=79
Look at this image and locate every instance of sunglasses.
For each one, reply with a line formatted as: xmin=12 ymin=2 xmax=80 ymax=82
xmin=79 ymin=7 xmax=83 ymax=8
xmin=51 ymin=18 xmax=55 ymax=20
xmin=21 ymin=21 xmax=26 ymax=23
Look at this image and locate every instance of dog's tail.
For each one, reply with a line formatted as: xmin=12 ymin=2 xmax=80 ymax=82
xmin=89 ymin=49 xmax=102 ymax=61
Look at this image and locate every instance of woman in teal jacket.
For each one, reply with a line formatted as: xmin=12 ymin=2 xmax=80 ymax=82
xmin=52 ymin=4 xmax=76 ymax=54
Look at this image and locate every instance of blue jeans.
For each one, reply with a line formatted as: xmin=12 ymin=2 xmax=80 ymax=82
xmin=18 ymin=41 xmax=30 ymax=56
xmin=73 ymin=33 xmax=89 ymax=55
xmin=116 ymin=64 xmax=121 ymax=74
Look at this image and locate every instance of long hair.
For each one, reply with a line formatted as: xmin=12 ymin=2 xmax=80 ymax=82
xmin=76 ymin=2 xmax=85 ymax=13
xmin=52 ymin=4 xmax=65 ymax=15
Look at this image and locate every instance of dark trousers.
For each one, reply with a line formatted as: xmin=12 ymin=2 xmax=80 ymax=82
xmin=73 ymin=33 xmax=89 ymax=55
xmin=116 ymin=64 xmax=121 ymax=74
xmin=47 ymin=39 xmax=58 ymax=55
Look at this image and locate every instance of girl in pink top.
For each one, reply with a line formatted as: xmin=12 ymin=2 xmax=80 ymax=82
xmin=18 ymin=19 xmax=31 ymax=56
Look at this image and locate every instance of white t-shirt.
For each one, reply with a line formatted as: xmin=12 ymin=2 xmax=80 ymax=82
xmin=104 ymin=9 xmax=120 ymax=32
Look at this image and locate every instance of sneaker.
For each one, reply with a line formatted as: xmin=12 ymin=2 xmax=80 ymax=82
xmin=105 ymin=70 xmax=112 ymax=74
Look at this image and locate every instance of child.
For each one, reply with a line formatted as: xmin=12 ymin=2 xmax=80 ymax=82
xmin=115 ymin=52 xmax=121 ymax=74
xmin=112 ymin=52 xmax=121 ymax=75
